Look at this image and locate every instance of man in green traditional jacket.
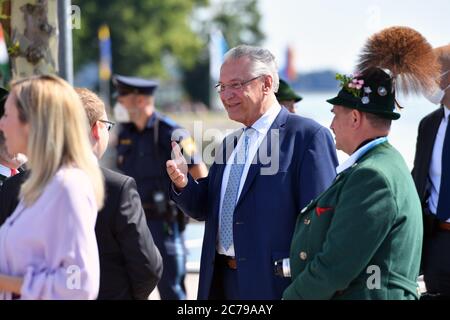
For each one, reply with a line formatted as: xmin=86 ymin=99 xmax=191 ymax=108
xmin=283 ymin=26 xmax=437 ymax=300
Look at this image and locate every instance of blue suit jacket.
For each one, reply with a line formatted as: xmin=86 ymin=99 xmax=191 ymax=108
xmin=171 ymin=108 xmax=338 ymax=299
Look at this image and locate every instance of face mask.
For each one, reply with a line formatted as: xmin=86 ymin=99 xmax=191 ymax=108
xmin=113 ymin=102 xmax=130 ymax=122
xmin=425 ymin=84 xmax=450 ymax=105
xmin=425 ymin=70 xmax=450 ymax=105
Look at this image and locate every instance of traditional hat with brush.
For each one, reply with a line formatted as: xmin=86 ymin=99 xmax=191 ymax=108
xmin=327 ymin=26 xmax=440 ymax=119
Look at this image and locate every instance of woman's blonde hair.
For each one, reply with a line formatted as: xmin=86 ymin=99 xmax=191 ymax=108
xmin=12 ymin=75 xmax=104 ymax=208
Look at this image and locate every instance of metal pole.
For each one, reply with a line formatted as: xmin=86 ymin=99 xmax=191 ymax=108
xmin=57 ymin=0 xmax=73 ymax=84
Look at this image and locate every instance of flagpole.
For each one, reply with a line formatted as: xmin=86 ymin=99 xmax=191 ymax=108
xmin=100 ymin=74 xmax=111 ymax=114
xmin=57 ymin=0 xmax=73 ymax=84
xmin=98 ymin=24 xmax=112 ymax=115
xmin=209 ymin=29 xmax=228 ymax=110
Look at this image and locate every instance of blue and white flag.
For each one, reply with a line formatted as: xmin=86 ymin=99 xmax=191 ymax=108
xmin=209 ymin=29 xmax=228 ymax=83
xmin=98 ymin=24 xmax=112 ymax=81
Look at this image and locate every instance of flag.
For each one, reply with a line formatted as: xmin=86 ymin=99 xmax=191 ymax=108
xmin=209 ymin=29 xmax=228 ymax=83
xmin=98 ymin=24 xmax=112 ymax=81
xmin=0 ymin=24 xmax=10 ymax=85
xmin=280 ymin=46 xmax=297 ymax=81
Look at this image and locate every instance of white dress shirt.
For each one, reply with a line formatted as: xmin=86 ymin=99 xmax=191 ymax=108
xmin=0 ymin=164 xmax=12 ymax=179
xmin=0 ymin=167 xmax=100 ymax=300
xmin=428 ymin=107 xmax=450 ymax=222
xmin=217 ymin=103 xmax=282 ymax=256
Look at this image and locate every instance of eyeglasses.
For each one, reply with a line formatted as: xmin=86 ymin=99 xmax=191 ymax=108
xmin=215 ymin=75 xmax=263 ymax=93
xmin=98 ymin=119 xmax=116 ymax=131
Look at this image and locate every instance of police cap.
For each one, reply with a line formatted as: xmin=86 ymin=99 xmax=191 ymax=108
xmin=113 ymin=74 xmax=158 ymax=97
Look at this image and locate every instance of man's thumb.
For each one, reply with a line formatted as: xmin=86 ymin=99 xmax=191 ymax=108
xmin=171 ymin=141 xmax=182 ymax=159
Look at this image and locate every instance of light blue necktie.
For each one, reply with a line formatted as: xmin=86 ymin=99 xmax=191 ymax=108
xmin=220 ymin=127 xmax=254 ymax=250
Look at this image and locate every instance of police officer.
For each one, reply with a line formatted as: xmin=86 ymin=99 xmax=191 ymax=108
xmin=114 ymin=75 xmax=208 ymax=300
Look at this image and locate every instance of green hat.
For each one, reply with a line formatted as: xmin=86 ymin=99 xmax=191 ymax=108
xmin=0 ymin=87 xmax=9 ymax=117
xmin=276 ymin=79 xmax=302 ymax=103
xmin=326 ymin=68 xmax=400 ymax=120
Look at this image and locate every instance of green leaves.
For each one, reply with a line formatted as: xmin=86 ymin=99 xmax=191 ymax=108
xmin=335 ymin=73 xmax=362 ymax=98
xmin=72 ymin=0 xmax=208 ymax=78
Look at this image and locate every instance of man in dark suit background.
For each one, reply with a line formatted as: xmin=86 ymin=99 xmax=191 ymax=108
xmin=0 ymin=87 xmax=26 ymax=187
xmin=0 ymin=88 xmax=163 ymax=300
xmin=166 ymin=45 xmax=338 ymax=299
xmin=412 ymin=44 xmax=450 ymax=299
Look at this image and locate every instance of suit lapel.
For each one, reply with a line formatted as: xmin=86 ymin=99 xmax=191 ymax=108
xmin=423 ymin=108 xmax=444 ymax=168
xmin=235 ymin=108 xmax=288 ymax=207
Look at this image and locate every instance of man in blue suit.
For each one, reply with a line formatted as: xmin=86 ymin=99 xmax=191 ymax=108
xmin=166 ymin=45 xmax=338 ymax=299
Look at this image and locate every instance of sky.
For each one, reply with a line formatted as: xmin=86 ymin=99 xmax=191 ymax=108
xmin=258 ymin=0 xmax=450 ymax=73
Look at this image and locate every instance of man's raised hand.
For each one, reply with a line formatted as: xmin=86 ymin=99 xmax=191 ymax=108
xmin=166 ymin=141 xmax=188 ymax=190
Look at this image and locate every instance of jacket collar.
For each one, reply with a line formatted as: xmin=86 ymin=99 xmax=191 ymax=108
xmin=336 ymin=137 xmax=388 ymax=174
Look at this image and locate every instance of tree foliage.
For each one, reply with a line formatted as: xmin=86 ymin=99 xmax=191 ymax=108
xmin=183 ymin=0 xmax=264 ymax=106
xmin=72 ymin=0 xmax=264 ymax=106
xmin=212 ymin=0 xmax=264 ymax=48
xmin=72 ymin=0 xmax=208 ymax=78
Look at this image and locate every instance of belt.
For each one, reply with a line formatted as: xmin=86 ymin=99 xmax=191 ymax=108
xmin=216 ymin=254 xmax=237 ymax=270
xmin=438 ymin=221 xmax=450 ymax=232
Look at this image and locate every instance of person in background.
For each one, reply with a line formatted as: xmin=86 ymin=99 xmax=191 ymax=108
xmin=0 ymin=88 xmax=164 ymax=300
xmin=0 ymin=75 xmax=104 ymax=299
xmin=0 ymin=87 xmax=24 ymax=187
xmin=283 ymin=26 xmax=435 ymax=300
xmin=114 ymin=75 xmax=208 ymax=300
xmin=412 ymin=44 xmax=450 ymax=300
xmin=77 ymin=88 xmax=163 ymax=299
xmin=275 ymin=79 xmax=302 ymax=113
xmin=167 ymin=45 xmax=337 ymax=299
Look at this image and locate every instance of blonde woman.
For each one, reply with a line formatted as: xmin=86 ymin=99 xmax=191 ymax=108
xmin=0 ymin=75 xmax=104 ymax=299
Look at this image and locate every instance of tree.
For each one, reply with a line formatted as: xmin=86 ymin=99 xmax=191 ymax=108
xmin=183 ymin=0 xmax=264 ymax=107
xmin=212 ymin=0 xmax=264 ymax=48
xmin=1 ymin=0 xmax=59 ymax=80
xmin=71 ymin=0 xmax=264 ymax=108
xmin=72 ymin=0 xmax=208 ymax=78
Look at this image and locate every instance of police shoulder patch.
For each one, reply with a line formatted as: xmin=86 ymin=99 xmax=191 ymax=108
xmin=119 ymin=139 xmax=132 ymax=145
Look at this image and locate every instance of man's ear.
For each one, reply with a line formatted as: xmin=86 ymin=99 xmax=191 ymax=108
xmin=351 ymin=109 xmax=362 ymax=129
xmin=263 ymin=75 xmax=273 ymax=94
xmin=91 ymin=121 xmax=100 ymax=141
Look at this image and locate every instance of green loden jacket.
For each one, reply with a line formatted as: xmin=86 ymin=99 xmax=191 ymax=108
xmin=283 ymin=142 xmax=423 ymax=300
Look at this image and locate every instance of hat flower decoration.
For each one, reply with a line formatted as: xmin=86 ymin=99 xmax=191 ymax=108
xmin=336 ymin=72 xmax=375 ymax=104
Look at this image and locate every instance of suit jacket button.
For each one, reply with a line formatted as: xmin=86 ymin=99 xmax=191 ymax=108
xmin=299 ymin=252 xmax=307 ymax=260
xmin=304 ymin=218 xmax=311 ymax=225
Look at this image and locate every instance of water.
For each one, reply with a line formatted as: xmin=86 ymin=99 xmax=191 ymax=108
xmin=184 ymin=92 xmax=439 ymax=271
xmin=184 ymin=222 xmax=204 ymax=272
xmin=298 ymin=92 xmax=439 ymax=168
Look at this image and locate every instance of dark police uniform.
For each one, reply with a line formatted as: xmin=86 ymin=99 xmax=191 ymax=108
xmin=115 ymin=75 xmax=201 ymax=300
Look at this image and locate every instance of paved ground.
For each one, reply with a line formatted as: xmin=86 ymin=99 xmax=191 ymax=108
xmin=149 ymin=273 xmax=425 ymax=300
xmin=149 ymin=272 xmax=199 ymax=300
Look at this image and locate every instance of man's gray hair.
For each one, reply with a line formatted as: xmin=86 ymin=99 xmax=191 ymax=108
xmin=224 ymin=45 xmax=280 ymax=92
